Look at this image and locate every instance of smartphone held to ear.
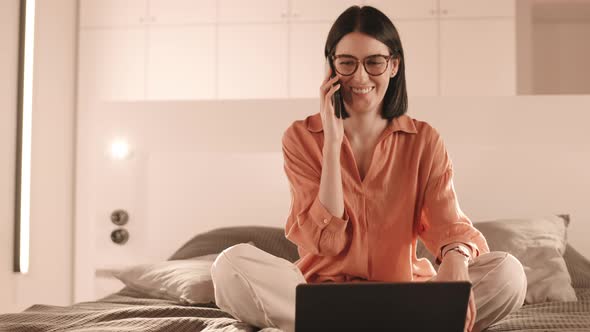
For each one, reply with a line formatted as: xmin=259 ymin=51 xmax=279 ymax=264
xmin=328 ymin=57 xmax=343 ymax=119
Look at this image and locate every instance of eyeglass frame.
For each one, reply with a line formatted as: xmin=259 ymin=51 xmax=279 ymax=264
xmin=329 ymin=54 xmax=396 ymax=77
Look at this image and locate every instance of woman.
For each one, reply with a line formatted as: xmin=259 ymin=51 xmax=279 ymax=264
xmin=211 ymin=6 xmax=527 ymax=332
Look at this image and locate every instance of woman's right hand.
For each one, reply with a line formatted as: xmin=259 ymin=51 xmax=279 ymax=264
xmin=320 ymin=63 xmax=345 ymax=148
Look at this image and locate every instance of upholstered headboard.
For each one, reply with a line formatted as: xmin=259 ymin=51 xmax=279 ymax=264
xmin=75 ymin=96 xmax=590 ymax=302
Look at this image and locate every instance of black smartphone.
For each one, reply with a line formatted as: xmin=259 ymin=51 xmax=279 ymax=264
xmin=328 ymin=57 xmax=343 ymax=119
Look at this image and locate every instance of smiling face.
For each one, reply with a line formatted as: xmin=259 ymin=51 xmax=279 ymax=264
xmin=333 ymin=32 xmax=399 ymax=117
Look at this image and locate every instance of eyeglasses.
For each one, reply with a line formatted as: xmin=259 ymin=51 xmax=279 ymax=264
xmin=331 ymin=54 xmax=393 ymax=76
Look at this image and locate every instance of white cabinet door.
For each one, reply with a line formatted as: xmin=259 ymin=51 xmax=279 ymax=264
xmin=440 ymin=18 xmax=516 ymax=96
xmin=394 ymin=20 xmax=439 ymax=96
xmin=218 ymin=0 xmax=288 ymax=23
xmin=440 ymin=0 xmax=515 ymax=18
xmin=149 ymin=0 xmax=217 ymax=25
xmin=147 ymin=26 xmax=216 ymax=100
xmin=218 ymin=25 xmax=288 ymax=99
xmin=364 ymin=0 xmax=437 ymax=20
xmin=79 ymin=28 xmax=146 ymax=101
xmin=79 ymin=0 xmax=147 ymax=27
xmin=289 ymin=0 xmax=360 ymax=22
xmin=289 ymin=22 xmax=331 ymax=98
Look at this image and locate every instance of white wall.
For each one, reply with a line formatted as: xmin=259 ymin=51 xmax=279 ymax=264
xmin=0 ymin=0 xmax=20 ymax=314
xmin=0 ymin=0 xmax=77 ymax=313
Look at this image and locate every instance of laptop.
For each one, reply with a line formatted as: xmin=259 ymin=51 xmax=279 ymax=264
xmin=295 ymin=281 xmax=471 ymax=332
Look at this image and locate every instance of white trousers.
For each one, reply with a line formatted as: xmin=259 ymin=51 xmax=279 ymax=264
xmin=211 ymin=243 xmax=527 ymax=332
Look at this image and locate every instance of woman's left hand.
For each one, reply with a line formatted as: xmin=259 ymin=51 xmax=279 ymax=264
xmin=429 ymin=252 xmax=476 ymax=332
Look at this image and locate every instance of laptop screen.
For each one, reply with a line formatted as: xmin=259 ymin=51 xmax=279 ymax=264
xmin=295 ymin=281 xmax=471 ymax=332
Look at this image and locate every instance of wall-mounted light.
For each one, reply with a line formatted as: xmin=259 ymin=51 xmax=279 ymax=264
xmin=14 ymin=0 xmax=36 ymax=274
xmin=109 ymin=139 xmax=132 ymax=160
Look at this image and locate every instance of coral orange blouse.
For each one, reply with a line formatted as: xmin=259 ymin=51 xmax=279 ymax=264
xmin=282 ymin=113 xmax=489 ymax=283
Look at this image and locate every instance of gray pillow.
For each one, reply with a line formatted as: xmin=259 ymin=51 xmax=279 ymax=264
xmin=168 ymin=226 xmax=299 ymax=263
xmin=564 ymin=244 xmax=590 ymax=289
xmin=417 ymin=215 xmax=578 ymax=304
xmin=168 ymin=220 xmax=588 ymax=304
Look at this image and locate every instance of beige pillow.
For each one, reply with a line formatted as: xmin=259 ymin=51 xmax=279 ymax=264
xmin=416 ymin=215 xmax=577 ymax=304
xmin=114 ymin=253 xmax=219 ymax=305
xmin=473 ymin=215 xmax=577 ymax=304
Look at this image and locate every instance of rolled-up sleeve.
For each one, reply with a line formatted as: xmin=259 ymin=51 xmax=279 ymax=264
xmin=282 ymin=130 xmax=350 ymax=256
xmin=418 ymin=129 xmax=489 ymax=264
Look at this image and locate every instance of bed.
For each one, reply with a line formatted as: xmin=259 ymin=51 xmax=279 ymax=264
xmin=4 ymin=97 xmax=587 ymax=331
xmin=1 ymin=220 xmax=589 ymax=332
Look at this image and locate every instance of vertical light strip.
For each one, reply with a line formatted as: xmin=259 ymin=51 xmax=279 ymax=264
xmin=14 ymin=0 xmax=36 ymax=274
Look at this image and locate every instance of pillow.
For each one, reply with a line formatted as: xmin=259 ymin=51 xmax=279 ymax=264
xmin=114 ymin=253 xmax=219 ymax=305
xmin=169 ymin=226 xmax=299 ymax=263
xmin=475 ymin=215 xmax=577 ymax=304
xmin=564 ymin=244 xmax=590 ymax=289
xmin=417 ymin=215 xmax=577 ymax=304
